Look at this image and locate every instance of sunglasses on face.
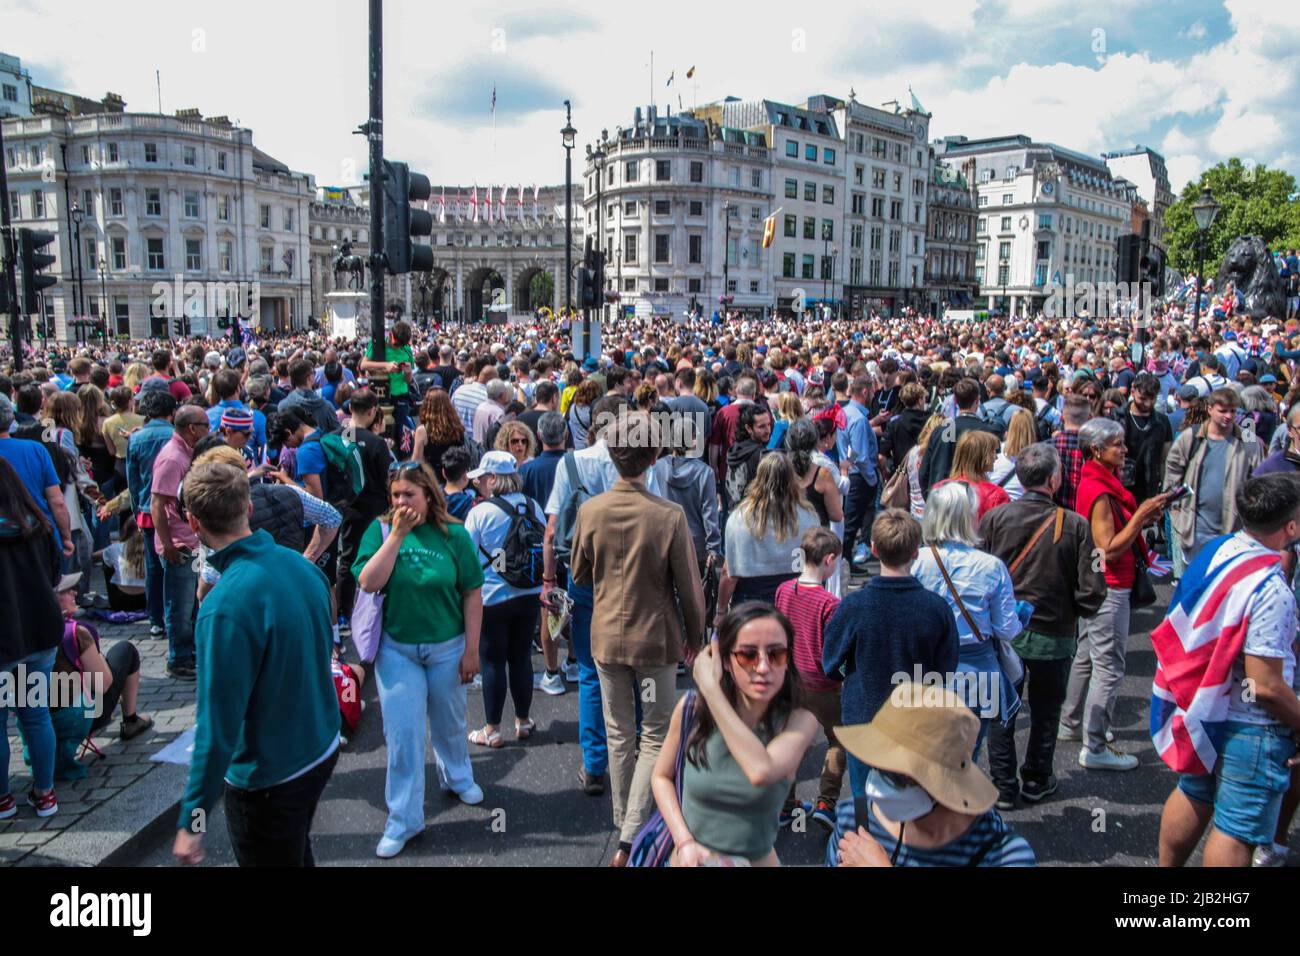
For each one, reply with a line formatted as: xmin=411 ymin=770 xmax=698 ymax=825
xmin=508 ymin=437 xmax=528 ymax=446
xmin=730 ymin=644 xmax=789 ymax=670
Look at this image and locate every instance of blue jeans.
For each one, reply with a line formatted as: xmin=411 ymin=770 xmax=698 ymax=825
xmin=142 ymin=527 xmax=166 ymax=628
xmin=0 ymin=647 xmax=58 ymax=795
xmin=568 ymin=574 xmax=607 ymax=776
xmin=162 ymin=557 xmax=198 ymax=667
xmin=1178 ymin=722 xmax=1297 ymax=847
xmin=374 ymin=634 xmax=475 ymax=843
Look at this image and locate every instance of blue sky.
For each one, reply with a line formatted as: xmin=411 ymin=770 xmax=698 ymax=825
xmin=4 ymin=0 xmax=1297 ymax=195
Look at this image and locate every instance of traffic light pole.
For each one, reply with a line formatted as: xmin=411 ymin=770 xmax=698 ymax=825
xmin=366 ymin=0 xmax=387 ymax=393
xmin=0 ymin=120 xmax=21 ymax=370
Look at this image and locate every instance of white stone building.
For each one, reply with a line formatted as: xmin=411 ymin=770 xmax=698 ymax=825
xmin=938 ymin=135 xmax=1137 ymax=316
xmin=0 ymin=53 xmax=33 ymax=118
xmin=2 ymin=109 xmax=312 ymax=341
xmin=1103 ymin=146 xmax=1173 ymax=248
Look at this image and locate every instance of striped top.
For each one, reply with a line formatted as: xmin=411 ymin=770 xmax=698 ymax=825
xmin=774 ymin=579 xmax=841 ymax=693
xmin=452 ymin=381 xmax=488 ymax=432
xmin=826 ymin=800 xmax=1036 ymax=867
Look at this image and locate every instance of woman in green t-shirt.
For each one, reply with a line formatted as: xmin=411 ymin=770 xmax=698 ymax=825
xmin=354 ymin=461 xmax=485 ymax=859
xmin=361 ymin=321 xmax=416 ymax=458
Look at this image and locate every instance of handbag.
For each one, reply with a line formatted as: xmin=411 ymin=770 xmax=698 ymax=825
xmin=1108 ymin=498 xmax=1156 ymax=608
xmin=628 ymin=691 xmax=698 ymax=867
xmin=929 ymin=545 xmax=1024 ymax=687
xmin=880 ymin=462 xmax=910 ymax=509
xmin=349 ymin=521 xmax=391 ymax=662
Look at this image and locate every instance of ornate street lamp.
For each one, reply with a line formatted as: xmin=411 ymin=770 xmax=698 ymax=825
xmin=1190 ymin=186 xmax=1220 ymax=331
xmin=561 ymin=101 xmax=576 ymax=315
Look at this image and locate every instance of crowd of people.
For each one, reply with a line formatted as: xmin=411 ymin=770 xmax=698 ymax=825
xmin=4 ymin=275 xmax=1300 ymax=869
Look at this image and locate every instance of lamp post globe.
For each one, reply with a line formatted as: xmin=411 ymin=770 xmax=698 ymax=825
xmin=1190 ymin=187 xmax=1220 ymax=330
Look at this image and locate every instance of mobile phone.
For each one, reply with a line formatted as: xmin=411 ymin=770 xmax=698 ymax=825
xmin=1165 ymin=484 xmax=1190 ymax=505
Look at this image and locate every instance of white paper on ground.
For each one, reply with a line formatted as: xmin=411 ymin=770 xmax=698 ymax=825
xmin=150 ymin=727 xmax=196 ymax=765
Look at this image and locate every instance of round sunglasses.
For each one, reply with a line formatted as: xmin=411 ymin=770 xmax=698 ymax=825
xmin=730 ymin=644 xmax=789 ymax=670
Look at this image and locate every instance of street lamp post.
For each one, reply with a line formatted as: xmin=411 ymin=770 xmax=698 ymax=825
xmin=561 ymin=101 xmax=576 ymax=316
xmin=98 ymin=261 xmax=108 ymax=345
xmin=1190 ymin=186 xmax=1221 ymax=332
xmin=589 ymin=135 xmax=607 ymax=319
xmin=70 ymin=201 xmax=86 ymax=340
xmin=722 ymin=202 xmax=732 ymax=319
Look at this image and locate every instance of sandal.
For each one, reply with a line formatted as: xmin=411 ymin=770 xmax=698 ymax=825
xmin=515 ymin=718 xmax=536 ymax=740
xmin=468 ymin=726 xmax=504 ymax=748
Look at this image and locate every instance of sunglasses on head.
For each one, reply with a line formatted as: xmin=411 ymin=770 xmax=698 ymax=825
xmin=730 ymin=644 xmax=789 ymax=670
xmin=389 ymin=461 xmax=422 ymax=475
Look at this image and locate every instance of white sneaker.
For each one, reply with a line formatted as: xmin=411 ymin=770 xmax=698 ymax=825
xmin=470 ymin=673 xmax=482 ymax=691
xmin=376 ymin=834 xmax=410 ymax=859
xmin=1253 ymin=844 xmax=1290 ymax=867
xmin=149 ymin=625 xmax=165 ymax=637
xmin=456 ymin=784 xmax=485 ymax=805
xmin=564 ymin=661 xmax=580 ymax=683
xmin=540 ymin=671 xmax=567 ymax=696
xmin=1078 ymin=744 xmax=1139 ymax=771
xmin=1057 ymin=725 xmax=1114 ymax=743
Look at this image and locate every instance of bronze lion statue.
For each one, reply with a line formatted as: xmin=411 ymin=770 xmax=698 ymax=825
xmin=1215 ymin=235 xmax=1287 ymax=320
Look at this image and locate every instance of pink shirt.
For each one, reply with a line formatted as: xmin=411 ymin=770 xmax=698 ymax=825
xmin=151 ymin=433 xmax=199 ymax=554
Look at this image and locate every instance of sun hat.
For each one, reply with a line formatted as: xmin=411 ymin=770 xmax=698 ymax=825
xmin=467 ymin=450 xmax=518 ymax=480
xmin=836 ymin=683 xmax=997 ymax=816
xmin=56 ymin=572 xmax=82 ymax=593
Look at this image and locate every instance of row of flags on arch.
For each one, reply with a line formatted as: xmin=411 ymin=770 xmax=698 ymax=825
xmin=431 ymin=184 xmax=548 ymax=225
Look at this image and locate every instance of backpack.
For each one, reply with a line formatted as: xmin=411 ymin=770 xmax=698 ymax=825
xmin=478 ymin=495 xmax=546 ymax=589
xmin=1034 ymin=403 xmax=1054 ymax=442
xmin=304 ymin=431 xmax=364 ymax=509
xmin=552 ymin=451 xmax=591 ymax=567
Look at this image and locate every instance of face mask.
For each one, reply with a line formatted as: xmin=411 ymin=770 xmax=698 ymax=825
xmin=865 ymin=770 xmax=935 ymax=823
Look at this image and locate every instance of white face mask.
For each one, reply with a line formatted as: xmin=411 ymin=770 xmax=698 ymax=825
xmin=866 ymin=770 xmax=935 ymax=823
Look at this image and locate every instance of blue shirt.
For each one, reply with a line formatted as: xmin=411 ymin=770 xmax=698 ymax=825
xmin=836 ymin=399 xmax=879 ymax=484
xmin=911 ymin=543 xmax=1022 ymax=646
xmin=0 ymin=438 xmax=61 ymax=543
xmin=520 ymin=449 xmax=565 ymax=507
xmin=295 ymin=431 xmax=327 ymax=487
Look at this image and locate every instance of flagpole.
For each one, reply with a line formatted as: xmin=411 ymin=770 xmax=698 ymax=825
xmin=650 ymin=50 xmax=654 ymax=113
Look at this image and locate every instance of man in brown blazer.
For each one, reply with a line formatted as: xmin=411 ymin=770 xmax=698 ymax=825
xmin=571 ymin=409 xmax=706 ymax=867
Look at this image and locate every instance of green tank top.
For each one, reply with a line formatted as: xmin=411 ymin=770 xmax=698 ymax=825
xmin=680 ymin=718 xmax=789 ymax=860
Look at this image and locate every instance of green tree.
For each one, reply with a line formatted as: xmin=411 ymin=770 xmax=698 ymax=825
xmin=1164 ymin=159 xmax=1300 ymax=275
xmin=529 ymin=270 xmax=554 ymax=310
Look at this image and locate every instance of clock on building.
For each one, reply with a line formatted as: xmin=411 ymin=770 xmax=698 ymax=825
xmin=1018 ymin=215 xmax=1029 ymax=230
xmin=1041 ymin=181 xmax=1055 ymax=196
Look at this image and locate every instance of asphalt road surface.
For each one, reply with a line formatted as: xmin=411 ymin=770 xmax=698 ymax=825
xmin=133 ymin=581 xmax=1220 ymax=867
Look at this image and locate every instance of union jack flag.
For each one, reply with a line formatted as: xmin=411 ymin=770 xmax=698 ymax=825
xmin=1150 ymin=534 xmax=1284 ymax=775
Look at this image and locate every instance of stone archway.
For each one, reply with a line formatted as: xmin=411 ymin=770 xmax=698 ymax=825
xmin=466 ymin=264 xmax=505 ymax=323
xmin=514 ymin=264 xmax=549 ymax=313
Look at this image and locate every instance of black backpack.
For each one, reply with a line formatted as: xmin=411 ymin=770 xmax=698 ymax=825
xmin=1034 ymin=404 xmax=1055 ymax=441
xmin=478 ymin=495 xmax=546 ymax=589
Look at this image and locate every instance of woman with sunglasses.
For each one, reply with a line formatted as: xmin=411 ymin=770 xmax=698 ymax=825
xmin=651 ymin=603 xmax=818 ymax=867
xmin=493 ymin=420 xmax=536 ymax=468
xmin=354 ymin=461 xmax=485 ymax=859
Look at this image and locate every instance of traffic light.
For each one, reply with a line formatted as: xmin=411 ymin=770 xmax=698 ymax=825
xmin=576 ymin=264 xmax=598 ymax=309
xmin=1115 ymin=234 xmax=1141 ymax=285
xmin=1140 ymin=245 xmax=1166 ymax=298
xmin=382 ymin=159 xmax=433 ymax=275
xmin=217 ymin=316 xmax=230 ymax=330
xmin=18 ymin=228 xmax=57 ymax=314
xmin=173 ymin=318 xmax=184 ymax=336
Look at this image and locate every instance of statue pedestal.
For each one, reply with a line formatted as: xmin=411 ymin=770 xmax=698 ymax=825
xmin=325 ymin=292 xmax=371 ymax=341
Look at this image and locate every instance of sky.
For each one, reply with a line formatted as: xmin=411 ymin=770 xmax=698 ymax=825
xmin=5 ymin=0 xmax=1298 ymax=197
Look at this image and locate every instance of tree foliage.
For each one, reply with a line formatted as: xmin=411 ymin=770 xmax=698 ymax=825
xmin=529 ymin=270 xmax=554 ymax=310
xmin=1164 ymin=159 xmax=1300 ymax=275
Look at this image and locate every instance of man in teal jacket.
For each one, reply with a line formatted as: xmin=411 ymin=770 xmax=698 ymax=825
xmin=173 ymin=459 xmax=339 ymax=867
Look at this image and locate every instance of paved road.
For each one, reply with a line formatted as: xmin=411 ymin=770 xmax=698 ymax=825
xmin=132 ymin=581 xmax=1220 ymax=868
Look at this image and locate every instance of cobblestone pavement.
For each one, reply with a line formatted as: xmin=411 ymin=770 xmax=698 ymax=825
xmin=1 ymin=608 xmax=197 ymax=866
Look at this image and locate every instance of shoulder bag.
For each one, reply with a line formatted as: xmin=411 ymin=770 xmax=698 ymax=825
xmin=1108 ymin=498 xmax=1156 ymax=608
xmin=350 ymin=521 xmax=391 ymax=662
xmin=929 ymin=544 xmax=1024 ymax=687
xmin=628 ymin=691 xmax=698 ymax=867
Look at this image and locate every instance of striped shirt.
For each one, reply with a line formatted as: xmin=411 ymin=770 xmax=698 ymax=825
xmin=452 ymin=381 xmax=488 ymax=432
xmin=826 ymin=800 xmax=1036 ymax=867
xmin=774 ymin=579 xmax=841 ymax=693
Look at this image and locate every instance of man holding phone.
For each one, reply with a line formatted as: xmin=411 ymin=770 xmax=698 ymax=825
xmin=150 ymin=405 xmax=209 ymax=681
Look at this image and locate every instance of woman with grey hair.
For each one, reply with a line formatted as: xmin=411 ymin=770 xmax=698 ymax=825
xmin=1238 ymin=385 xmax=1279 ymax=450
xmin=911 ymin=482 xmax=1022 ymax=756
xmin=1060 ymin=417 xmax=1169 ymax=772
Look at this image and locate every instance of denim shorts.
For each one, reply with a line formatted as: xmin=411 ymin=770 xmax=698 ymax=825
xmin=1178 ymin=722 xmax=1297 ymax=846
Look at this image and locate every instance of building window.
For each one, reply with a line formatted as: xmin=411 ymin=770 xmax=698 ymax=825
xmin=186 ymin=239 xmax=202 ymax=271
xmin=624 ymin=200 xmax=638 ymax=218
xmin=729 ymin=166 xmax=740 ymax=187
xmin=889 ymin=200 xmax=901 ymax=221
xmin=284 ymin=248 xmax=295 ymax=276
xmin=850 ymin=258 xmax=862 ymax=284
xmin=822 ymin=220 xmax=834 ymax=241
xmin=147 ymin=238 xmax=165 ymax=270
xmin=975 ymin=265 xmax=984 ymax=283
xmin=976 ymin=218 xmax=986 ymax=234
xmin=889 ymin=229 xmax=901 ymax=254
xmin=624 ymin=160 xmax=638 ymax=183
xmin=28 ymin=145 xmax=41 ymax=166
xmin=851 ymin=193 xmax=865 ymax=215
xmin=750 ymin=280 xmax=760 ymax=294
xmin=850 ymin=224 xmax=863 ymax=249
xmin=784 ymin=178 xmax=797 ymax=199
xmin=784 ymin=215 xmax=796 ymax=237
xmin=1001 ymin=193 xmax=1013 ymax=205
xmin=801 ymin=254 xmax=815 ymax=279
xmin=978 ymin=196 xmax=988 ymax=207
xmin=751 ymin=169 xmax=762 ymax=189
xmin=871 ymin=196 xmax=884 ymax=217
xmin=106 ymin=142 xmax=119 ymax=163
xmin=823 ymin=147 xmax=835 ymax=165
xmin=145 ymin=189 xmax=161 ymax=216
xmin=688 ymin=278 xmax=702 ymax=293
xmin=914 ymin=203 xmax=922 ymax=223
xmin=217 ymin=195 xmax=230 ymax=221
xmin=997 ymin=264 xmax=1009 ymax=285
xmin=782 ymin=253 xmax=795 ymax=277
xmin=823 ymin=185 xmax=835 ymax=205
xmin=1036 ymin=240 xmax=1051 ymax=259
xmin=106 ymin=187 xmax=122 ymax=217
xmin=623 ymin=278 xmax=636 ymax=292
xmin=1 ymin=84 xmax=16 ymax=102
xmin=804 ymin=144 xmax=817 ymax=162
xmin=654 ymin=278 xmax=669 ymax=292
xmin=184 ymin=191 xmax=200 ymax=218
xmin=260 ymin=246 xmax=275 ymax=273
xmin=31 ymin=190 xmax=44 ymax=218
xmin=654 ymin=199 xmax=670 ymax=216
xmin=260 ymin=204 xmax=271 ymax=229
xmin=655 ymin=159 xmax=671 ymax=182
xmin=654 ymin=234 xmax=670 ymax=264
xmin=975 ymin=245 xmax=985 ymax=262
xmin=750 ymin=205 xmax=761 ymax=221
xmin=80 ymin=145 xmax=91 ymax=165
xmin=786 ymin=140 xmax=798 ymax=158
xmin=219 ymin=240 xmax=233 ymax=272
xmin=803 ymin=182 xmax=816 ymax=202
xmin=624 ymin=234 xmax=637 ymax=264
xmin=1000 ymin=216 xmax=1011 ymax=231
xmin=1038 ymin=213 xmax=1052 ymax=229
xmin=726 ymin=237 xmax=738 ymax=268
xmin=854 ymin=165 xmax=864 ymax=185
xmin=727 ymin=279 xmax=737 ymax=293
xmin=870 ymin=259 xmax=882 ymax=284
xmin=144 ymin=142 xmax=158 ymax=163
xmin=217 ymin=151 xmax=227 ymax=172
xmin=184 ymin=146 xmax=197 ymax=166
xmin=689 ymin=200 xmax=703 ymax=216
xmin=112 ymin=236 xmax=126 ymax=270
xmin=689 ymin=161 xmax=703 ymax=183
xmin=689 ymin=235 xmax=702 ymax=263
xmin=999 ymin=241 xmax=1011 ymax=260
xmin=81 ymin=188 xmax=95 ymax=216
xmin=888 ymin=262 xmax=900 ymax=286
xmin=803 ymin=218 xmax=815 ymax=240
xmin=284 ymin=208 xmax=295 ymax=232
xmin=870 ymin=226 xmax=882 ymax=251
xmin=114 ymin=298 xmax=130 ymax=336
xmin=873 ymin=138 xmax=887 ymax=158
xmin=84 ymin=238 xmax=98 ymax=270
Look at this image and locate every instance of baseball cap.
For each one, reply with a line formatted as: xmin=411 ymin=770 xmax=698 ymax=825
xmin=467 ymin=450 xmax=518 ymax=479
xmin=56 ymin=572 xmax=82 ymax=593
xmin=1260 ymin=373 xmax=1279 ymax=385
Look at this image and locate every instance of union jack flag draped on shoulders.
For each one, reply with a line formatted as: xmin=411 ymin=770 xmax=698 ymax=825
xmin=1150 ymin=533 xmax=1284 ymax=775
